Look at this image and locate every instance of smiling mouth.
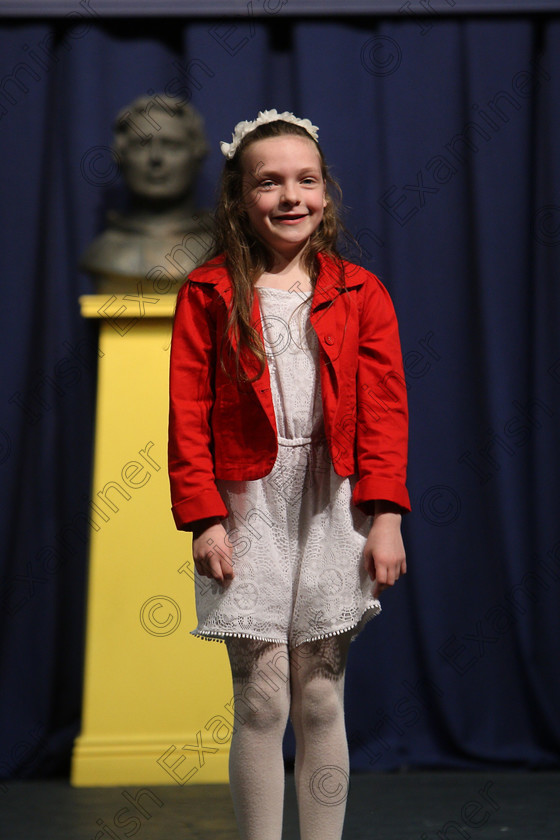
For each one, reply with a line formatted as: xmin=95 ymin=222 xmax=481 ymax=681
xmin=274 ymin=214 xmax=308 ymax=222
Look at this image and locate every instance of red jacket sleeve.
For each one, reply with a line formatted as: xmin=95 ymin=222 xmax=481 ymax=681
xmin=168 ymin=280 xmax=229 ymax=530
xmin=352 ymin=273 xmax=411 ymax=513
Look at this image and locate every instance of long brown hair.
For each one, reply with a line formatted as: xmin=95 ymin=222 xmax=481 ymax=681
xmin=210 ymin=119 xmax=345 ymax=381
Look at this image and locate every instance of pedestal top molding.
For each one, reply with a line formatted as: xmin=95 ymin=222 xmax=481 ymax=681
xmin=79 ymin=294 xmax=177 ymax=320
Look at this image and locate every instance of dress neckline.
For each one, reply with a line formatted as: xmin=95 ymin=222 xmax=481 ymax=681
xmin=255 ymin=286 xmax=312 ymax=296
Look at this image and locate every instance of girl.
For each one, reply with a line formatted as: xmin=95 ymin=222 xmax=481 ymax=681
xmin=168 ymin=109 xmax=410 ymax=840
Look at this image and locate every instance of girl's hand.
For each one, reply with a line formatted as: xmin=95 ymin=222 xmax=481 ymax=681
xmin=192 ymin=519 xmax=234 ymax=584
xmin=363 ymin=502 xmax=406 ymax=599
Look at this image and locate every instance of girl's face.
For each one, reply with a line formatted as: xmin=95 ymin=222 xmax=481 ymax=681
xmin=240 ymin=135 xmax=327 ymax=263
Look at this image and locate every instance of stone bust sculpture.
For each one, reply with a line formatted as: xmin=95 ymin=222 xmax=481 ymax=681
xmin=80 ymin=95 xmax=214 ymax=294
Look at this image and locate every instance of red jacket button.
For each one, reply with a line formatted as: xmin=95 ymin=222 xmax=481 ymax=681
xmin=325 ymin=335 xmax=335 ymax=345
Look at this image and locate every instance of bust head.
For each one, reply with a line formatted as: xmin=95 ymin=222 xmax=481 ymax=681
xmin=113 ymin=95 xmax=209 ymax=203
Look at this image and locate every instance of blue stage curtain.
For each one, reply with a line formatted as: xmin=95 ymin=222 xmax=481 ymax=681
xmin=0 ymin=13 xmax=559 ymax=778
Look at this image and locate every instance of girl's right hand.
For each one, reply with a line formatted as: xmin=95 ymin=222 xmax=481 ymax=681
xmin=192 ymin=520 xmax=234 ymax=584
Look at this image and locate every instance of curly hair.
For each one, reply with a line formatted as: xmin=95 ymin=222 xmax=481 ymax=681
xmin=210 ymin=119 xmax=346 ymax=381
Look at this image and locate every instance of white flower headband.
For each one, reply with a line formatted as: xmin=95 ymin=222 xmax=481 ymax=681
xmin=220 ymin=109 xmax=320 ymax=160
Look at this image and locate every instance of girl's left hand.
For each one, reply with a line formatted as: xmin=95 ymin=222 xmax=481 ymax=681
xmin=363 ymin=505 xmax=407 ymax=599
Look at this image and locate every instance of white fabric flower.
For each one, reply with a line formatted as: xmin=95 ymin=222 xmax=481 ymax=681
xmin=220 ymin=109 xmax=320 ymax=159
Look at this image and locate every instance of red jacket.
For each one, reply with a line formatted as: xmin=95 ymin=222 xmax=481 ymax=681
xmin=168 ymin=253 xmax=410 ymax=530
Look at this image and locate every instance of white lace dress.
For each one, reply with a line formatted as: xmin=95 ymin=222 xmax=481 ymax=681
xmin=191 ymin=287 xmax=381 ymax=647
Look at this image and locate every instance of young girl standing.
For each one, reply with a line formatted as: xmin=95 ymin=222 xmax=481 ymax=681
xmin=168 ymin=110 xmax=410 ymax=840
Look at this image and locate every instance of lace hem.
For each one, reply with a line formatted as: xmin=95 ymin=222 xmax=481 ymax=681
xmin=190 ymin=603 xmax=381 ymax=648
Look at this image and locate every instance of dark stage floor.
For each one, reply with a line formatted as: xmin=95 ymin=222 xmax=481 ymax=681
xmin=1 ymin=771 xmax=558 ymax=839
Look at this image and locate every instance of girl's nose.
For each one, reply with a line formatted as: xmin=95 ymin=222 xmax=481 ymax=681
xmin=280 ymin=183 xmax=300 ymax=204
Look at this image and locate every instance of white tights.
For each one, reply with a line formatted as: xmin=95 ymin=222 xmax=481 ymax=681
xmin=225 ymin=632 xmax=353 ymax=840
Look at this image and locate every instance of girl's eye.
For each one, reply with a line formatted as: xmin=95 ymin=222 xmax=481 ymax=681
xmin=260 ymin=180 xmax=275 ymax=188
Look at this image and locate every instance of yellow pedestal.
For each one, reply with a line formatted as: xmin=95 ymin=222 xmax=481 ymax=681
xmin=71 ymin=294 xmax=232 ymax=787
